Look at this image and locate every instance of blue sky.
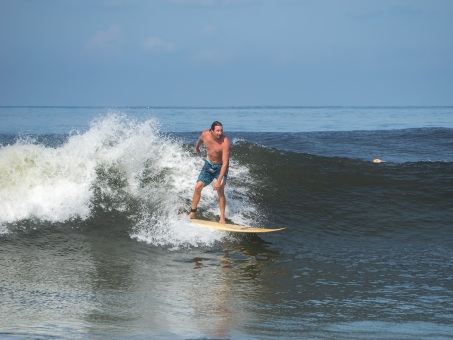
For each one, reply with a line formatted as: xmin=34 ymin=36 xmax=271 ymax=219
xmin=1 ymin=0 xmax=452 ymax=106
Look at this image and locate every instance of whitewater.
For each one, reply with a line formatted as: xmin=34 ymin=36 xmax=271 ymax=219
xmin=0 ymin=114 xmax=257 ymax=248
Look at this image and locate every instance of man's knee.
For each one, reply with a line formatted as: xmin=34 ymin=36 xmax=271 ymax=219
xmin=194 ymin=182 xmax=205 ymax=193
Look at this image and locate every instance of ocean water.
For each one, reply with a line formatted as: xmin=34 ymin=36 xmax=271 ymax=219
xmin=1 ymin=106 xmax=453 ymax=339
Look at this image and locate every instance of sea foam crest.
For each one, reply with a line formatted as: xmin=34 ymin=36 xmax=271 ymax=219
xmin=0 ymin=114 xmax=257 ymax=248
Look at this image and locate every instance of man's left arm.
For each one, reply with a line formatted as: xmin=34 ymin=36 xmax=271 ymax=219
xmin=216 ymin=138 xmax=230 ymax=187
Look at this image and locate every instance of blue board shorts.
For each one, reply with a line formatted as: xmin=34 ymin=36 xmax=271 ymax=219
xmin=197 ymin=159 xmax=229 ymax=185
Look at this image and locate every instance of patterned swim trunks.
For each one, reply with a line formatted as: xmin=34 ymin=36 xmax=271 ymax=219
xmin=197 ymin=159 xmax=229 ymax=185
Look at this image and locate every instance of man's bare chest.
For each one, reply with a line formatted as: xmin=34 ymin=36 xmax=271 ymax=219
xmin=206 ymin=141 xmax=223 ymax=154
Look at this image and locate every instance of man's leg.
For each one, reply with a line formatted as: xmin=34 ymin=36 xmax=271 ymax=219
xmin=217 ymin=182 xmax=226 ymax=224
xmin=189 ymin=181 xmax=205 ymax=219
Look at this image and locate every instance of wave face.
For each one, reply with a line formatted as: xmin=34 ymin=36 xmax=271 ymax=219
xmin=1 ymin=114 xmax=452 ymax=248
xmin=231 ymin=138 xmax=453 ymax=239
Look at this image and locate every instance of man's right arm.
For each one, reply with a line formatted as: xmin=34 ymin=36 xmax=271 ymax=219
xmin=195 ymin=133 xmax=204 ymax=155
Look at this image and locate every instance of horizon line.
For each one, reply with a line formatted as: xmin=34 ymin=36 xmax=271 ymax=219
xmin=1 ymin=105 xmax=453 ymax=109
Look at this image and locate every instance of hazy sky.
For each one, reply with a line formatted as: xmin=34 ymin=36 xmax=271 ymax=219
xmin=1 ymin=0 xmax=452 ymax=106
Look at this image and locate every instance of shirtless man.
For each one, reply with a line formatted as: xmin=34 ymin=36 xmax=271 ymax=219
xmin=189 ymin=121 xmax=230 ymax=224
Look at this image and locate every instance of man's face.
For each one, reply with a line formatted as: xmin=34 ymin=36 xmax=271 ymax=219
xmin=212 ymin=126 xmax=223 ymax=139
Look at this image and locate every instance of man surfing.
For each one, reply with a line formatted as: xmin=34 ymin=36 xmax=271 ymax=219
xmin=189 ymin=121 xmax=230 ymax=224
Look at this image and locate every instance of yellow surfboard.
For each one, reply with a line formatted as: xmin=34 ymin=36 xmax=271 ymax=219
xmin=189 ymin=218 xmax=286 ymax=233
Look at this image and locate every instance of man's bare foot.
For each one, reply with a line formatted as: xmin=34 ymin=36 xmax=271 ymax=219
xmin=189 ymin=208 xmax=197 ymax=219
xmin=219 ymin=217 xmax=226 ymax=224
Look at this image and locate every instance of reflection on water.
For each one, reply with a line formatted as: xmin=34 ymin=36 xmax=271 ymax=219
xmin=2 ymin=216 xmax=453 ymax=339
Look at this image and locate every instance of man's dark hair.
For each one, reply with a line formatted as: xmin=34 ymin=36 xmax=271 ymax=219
xmin=210 ymin=121 xmax=223 ymax=131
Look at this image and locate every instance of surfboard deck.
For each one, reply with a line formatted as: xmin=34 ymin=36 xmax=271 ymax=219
xmin=189 ymin=218 xmax=286 ymax=233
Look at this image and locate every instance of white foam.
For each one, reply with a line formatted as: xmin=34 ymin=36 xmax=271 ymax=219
xmin=0 ymin=140 xmax=96 ymax=226
xmin=0 ymin=113 xmax=258 ymax=248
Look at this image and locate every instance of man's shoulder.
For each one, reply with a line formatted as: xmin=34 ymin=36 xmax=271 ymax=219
xmin=223 ymin=135 xmax=231 ymax=148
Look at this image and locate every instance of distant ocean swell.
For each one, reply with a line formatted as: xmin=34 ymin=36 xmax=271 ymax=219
xmin=1 ymin=114 xmax=452 ymax=247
